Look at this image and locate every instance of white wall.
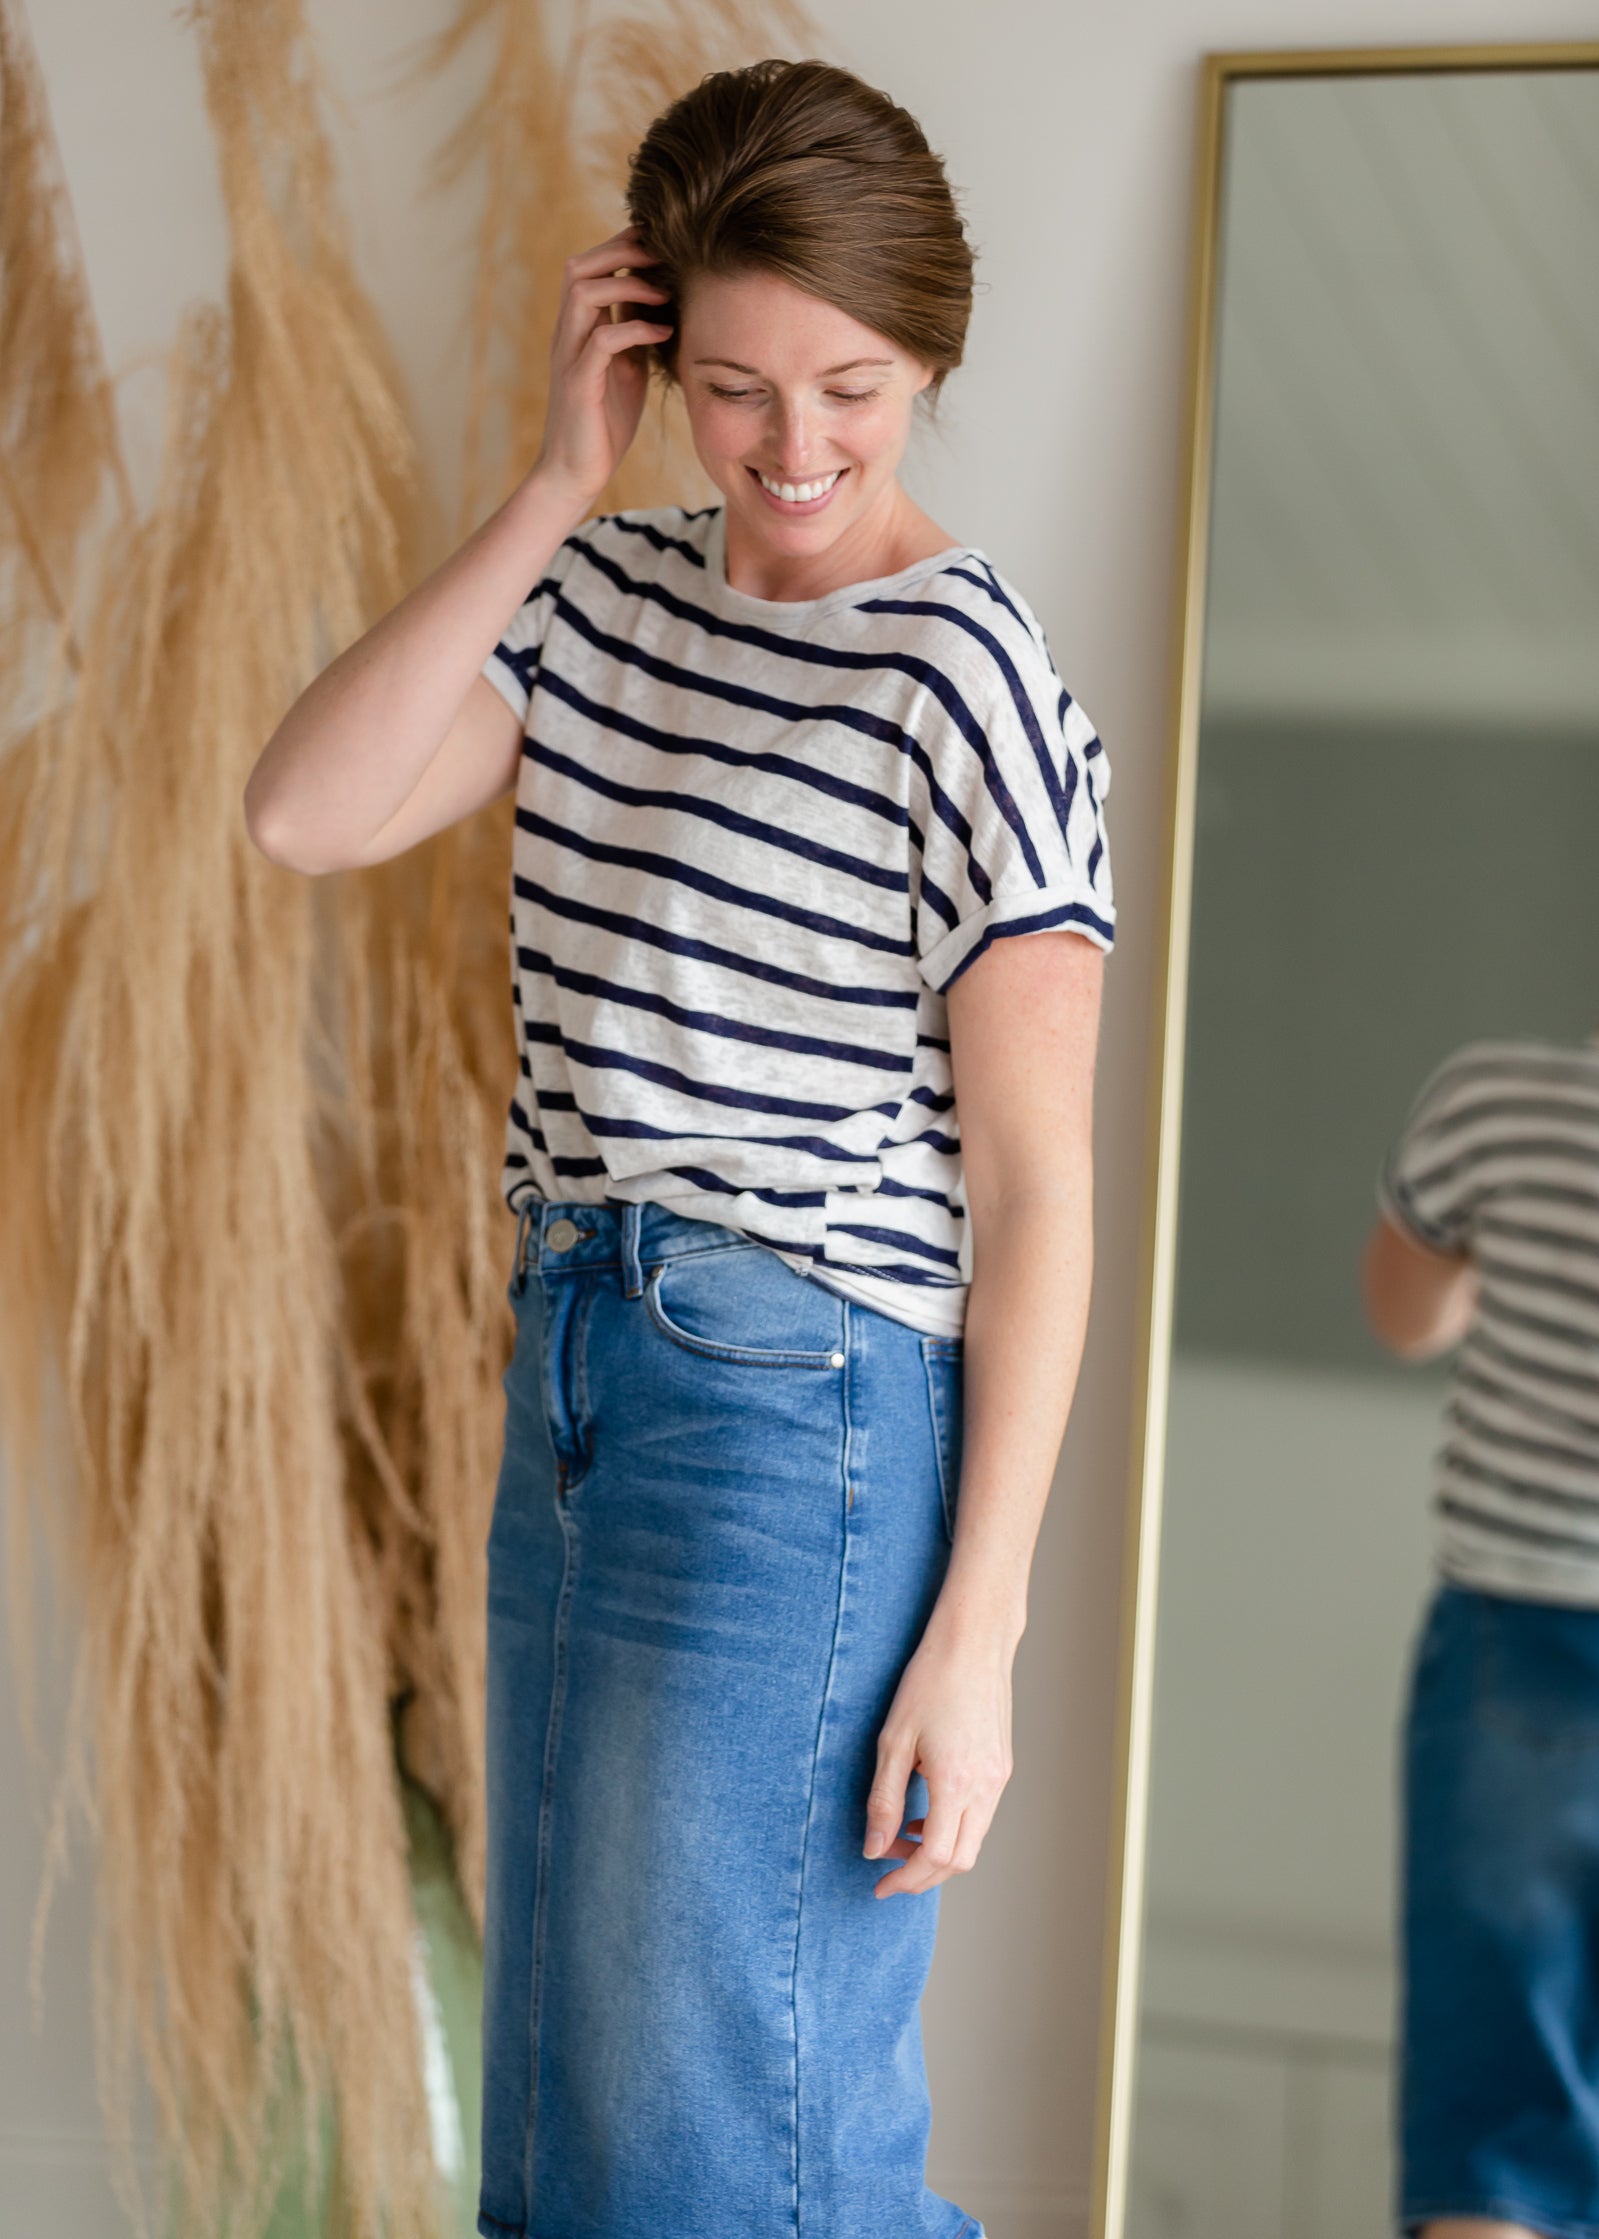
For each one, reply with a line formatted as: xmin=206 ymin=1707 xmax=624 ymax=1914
xmin=10 ymin=5 xmax=1599 ymax=2236
xmin=1128 ymin=1356 xmax=1440 ymax=2239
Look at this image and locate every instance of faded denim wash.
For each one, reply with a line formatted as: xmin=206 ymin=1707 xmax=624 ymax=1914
xmin=479 ymin=1197 xmax=984 ymax=2239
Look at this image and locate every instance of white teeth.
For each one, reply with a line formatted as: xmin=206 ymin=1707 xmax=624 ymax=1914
xmin=757 ymin=469 xmax=841 ymax=504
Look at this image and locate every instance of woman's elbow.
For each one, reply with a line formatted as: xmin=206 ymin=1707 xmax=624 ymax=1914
xmin=242 ymin=781 xmax=337 ymax=875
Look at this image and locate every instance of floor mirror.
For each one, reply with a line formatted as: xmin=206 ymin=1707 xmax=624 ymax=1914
xmin=1094 ymin=39 xmax=1599 ymax=2239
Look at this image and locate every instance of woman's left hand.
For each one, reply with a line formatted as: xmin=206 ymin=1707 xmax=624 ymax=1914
xmin=863 ymin=1613 xmax=1016 ymax=1897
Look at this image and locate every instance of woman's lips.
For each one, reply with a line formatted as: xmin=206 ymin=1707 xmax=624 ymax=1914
xmin=747 ymin=465 xmax=847 ymax=516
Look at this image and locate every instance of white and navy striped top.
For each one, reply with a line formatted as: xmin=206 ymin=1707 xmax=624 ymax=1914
xmin=1382 ymin=1035 xmax=1599 ymax=1603
xmin=480 ymin=503 xmax=1115 ymax=1338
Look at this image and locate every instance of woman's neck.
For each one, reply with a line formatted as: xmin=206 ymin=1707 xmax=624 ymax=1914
xmin=722 ymin=482 xmax=959 ymax=603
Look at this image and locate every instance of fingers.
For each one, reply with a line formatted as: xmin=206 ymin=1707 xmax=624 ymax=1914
xmin=863 ymin=1734 xmax=914 ymax=1862
xmin=563 ymin=224 xmax=661 ymax=278
xmin=574 ymin=269 xmax=670 ymax=319
xmin=586 ymin=316 xmax=673 ymax=361
xmin=554 ymin=267 xmax=671 ymax=375
xmin=872 ymin=1786 xmax=968 ymax=1900
xmin=870 ymin=1762 xmax=1009 ymax=1897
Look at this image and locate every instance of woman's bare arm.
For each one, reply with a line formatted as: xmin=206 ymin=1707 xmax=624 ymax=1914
xmin=244 ymin=472 xmax=584 ymax=873
xmin=1361 ymin=1213 xmax=1476 ymax=1360
xmin=865 ymin=929 xmax=1103 ymax=1896
xmin=242 ymin=229 xmax=673 ymax=875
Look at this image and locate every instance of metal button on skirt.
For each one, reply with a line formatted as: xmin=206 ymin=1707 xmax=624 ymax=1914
xmin=477 ymin=1198 xmax=982 ymax=2239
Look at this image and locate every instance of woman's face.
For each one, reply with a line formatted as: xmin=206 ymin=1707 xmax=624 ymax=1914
xmin=675 ymin=268 xmax=934 ymax=555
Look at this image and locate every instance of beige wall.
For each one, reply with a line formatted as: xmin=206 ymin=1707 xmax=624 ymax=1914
xmin=7 ymin=5 xmax=1597 ymax=2235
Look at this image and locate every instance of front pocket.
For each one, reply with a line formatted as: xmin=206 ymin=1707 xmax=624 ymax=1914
xmin=645 ymin=1249 xmax=846 ymax=1369
xmin=920 ymin=1336 xmax=965 ymax=1541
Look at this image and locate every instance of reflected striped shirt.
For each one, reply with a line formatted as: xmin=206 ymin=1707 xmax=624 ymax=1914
xmin=1382 ymin=1035 xmax=1599 ymax=1602
xmin=481 ymin=503 xmax=1115 ymax=1338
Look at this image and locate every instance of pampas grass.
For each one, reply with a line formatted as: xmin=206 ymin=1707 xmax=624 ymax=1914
xmin=0 ymin=0 xmax=813 ymax=2234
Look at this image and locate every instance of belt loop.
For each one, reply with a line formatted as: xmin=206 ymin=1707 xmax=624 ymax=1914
xmin=621 ymin=1202 xmax=645 ymax=1299
xmin=512 ymin=1196 xmax=538 ymax=1296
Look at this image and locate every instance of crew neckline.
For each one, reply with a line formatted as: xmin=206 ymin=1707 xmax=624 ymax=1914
xmin=701 ymin=506 xmax=974 ymax=626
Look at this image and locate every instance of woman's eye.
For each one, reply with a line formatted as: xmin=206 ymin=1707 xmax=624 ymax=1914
xmin=706 ymin=385 xmax=881 ymax=404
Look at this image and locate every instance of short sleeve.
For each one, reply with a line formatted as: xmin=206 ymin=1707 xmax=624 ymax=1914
xmin=911 ymin=611 xmax=1115 ymax=994
xmin=1378 ymin=1047 xmax=1485 ymax=1254
xmin=480 ymin=527 xmax=590 ymax=728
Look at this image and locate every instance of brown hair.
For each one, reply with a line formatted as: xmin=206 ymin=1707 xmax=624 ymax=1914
xmin=624 ymin=58 xmax=974 ymax=401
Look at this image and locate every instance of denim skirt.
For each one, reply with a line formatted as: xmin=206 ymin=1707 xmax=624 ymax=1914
xmin=478 ymin=1198 xmax=984 ymax=2239
xmin=1401 ymin=1581 xmax=1599 ymax=2235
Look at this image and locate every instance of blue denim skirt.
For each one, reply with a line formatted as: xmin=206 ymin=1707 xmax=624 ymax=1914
xmin=1402 ymin=1581 xmax=1599 ymax=2236
xmin=478 ymin=1198 xmax=984 ymax=2239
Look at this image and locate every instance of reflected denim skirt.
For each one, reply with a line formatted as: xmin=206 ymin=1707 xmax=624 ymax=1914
xmin=478 ymin=1198 xmax=983 ymax=2239
xmin=1401 ymin=1581 xmax=1599 ymax=2237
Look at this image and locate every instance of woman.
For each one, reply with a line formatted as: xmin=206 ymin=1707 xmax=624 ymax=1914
xmin=244 ymin=58 xmax=1113 ymax=2239
xmin=1365 ymin=1029 xmax=1599 ymax=2239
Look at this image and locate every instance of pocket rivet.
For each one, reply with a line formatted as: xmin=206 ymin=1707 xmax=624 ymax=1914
xmin=830 ymin=1351 xmax=845 ymax=1368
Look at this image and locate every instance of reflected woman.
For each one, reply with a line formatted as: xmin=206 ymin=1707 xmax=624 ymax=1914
xmin=244 ymin=58 xmax=1114 ymax=2239
xmin=1364 ymin=1026 xmax=1599 ymax=2239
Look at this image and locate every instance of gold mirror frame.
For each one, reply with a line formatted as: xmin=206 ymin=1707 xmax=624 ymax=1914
xmin=1091 ymin=36 xmax=1599 ymax=2239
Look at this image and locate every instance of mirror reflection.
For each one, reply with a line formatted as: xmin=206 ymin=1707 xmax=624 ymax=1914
xmin=1129 ymin=62 xmax=1599 ymax=2238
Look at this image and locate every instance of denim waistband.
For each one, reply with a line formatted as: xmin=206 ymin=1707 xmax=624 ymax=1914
xmin=511 ymin=1195 xmax=759 ymax=1301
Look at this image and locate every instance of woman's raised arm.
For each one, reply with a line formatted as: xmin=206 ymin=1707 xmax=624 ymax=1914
xmin=242 ymin=228 xmax=673 ymax=875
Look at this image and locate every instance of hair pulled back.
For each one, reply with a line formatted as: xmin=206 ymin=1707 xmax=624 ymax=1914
xmin=624 ymin=58 xmax=974 ymax=401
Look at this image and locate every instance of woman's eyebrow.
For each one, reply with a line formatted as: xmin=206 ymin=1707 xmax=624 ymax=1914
xmin=691 ymin=357 xmax=896 ymax=376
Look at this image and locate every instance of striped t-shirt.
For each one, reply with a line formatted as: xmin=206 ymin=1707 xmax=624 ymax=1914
xmin=479 ymin=502 xmax=1115 ymax=1338
xmin=1381 ymin=1034 xmax=1599 ymax=1603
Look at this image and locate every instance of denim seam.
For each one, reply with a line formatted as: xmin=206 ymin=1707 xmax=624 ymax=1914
xmin=476 ymin=2211 xmax=523 ymax=2239
xmin=521 ymin=1469 xmax=580 ymax=2219
xmin=784 ymin=1302 xmax=856 ymax=2239
xmin=570 ymin=1283 xmax=596 ymax=1488
xmin=919 ymin=1339 xmax=958 ymax=1544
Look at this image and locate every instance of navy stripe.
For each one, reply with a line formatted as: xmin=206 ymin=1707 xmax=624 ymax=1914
xmin=1447 ymin=1446 xmax=1599 ymax=1518
xmin=665 ymin=1165 xmax=828 ymax=1212
xmin=875 ymin=1176 xmax=961 ymax=1211
xmin=518 ymin=809 xmax=915 ymax=958
xmin=561 ymin=541 xmax=1049 ymax=887
xmin=515 ymin=946 xmax=911 ymax=1075
xmin=515 ymin=876 xmax=917 ymax=1010
xmin=1476 ymin=1293 xmax=1599 ymax=1357
xmin=1469 ymin=1323 xmax=1599 ymax=1406
xmin=831 ymin=1221 xmax=963 ymax=1271
xmin=576 ymin=1107 xmax=885 ymax=1166
xmin=535 ymin=660 xmax=908 ymax=827
xmin=861 ymin=594 xmax=1075 ymax=858
xmin=1448 ymin=1397 xmax=1599 ymax=1478
xmin=559 ymin=1033 xmax=900 ymax=1126
xmin=546 ymin=595 xmax=992 ymax=902
xmin=940 ymin=898 xmax=1116 ymax=988
xmin=946 ymin=561 xmax=1030 ymax=637
xmin=609 ymin=514 xmax=707 ymax=567
xmin=1437 ymin=1494 xmax=1599 ymax=1559
xmin=1409 ymin=1133 xmax=1599 ymax=1202
xmin=525 ymin=734 xmax=907 ymax=894
xmin=1475 ymin=1247 xmax=1599 ymax=1319
xmin=1412 ymin=1091 xmax=1599 ymax=1140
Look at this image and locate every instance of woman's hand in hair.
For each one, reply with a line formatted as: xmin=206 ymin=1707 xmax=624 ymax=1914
xmin=533 ymin=225 xmax=674 ymax=508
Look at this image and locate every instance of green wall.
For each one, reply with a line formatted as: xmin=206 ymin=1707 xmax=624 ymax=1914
xmin=1171 ymin=713 xmax=1599 ymax=1375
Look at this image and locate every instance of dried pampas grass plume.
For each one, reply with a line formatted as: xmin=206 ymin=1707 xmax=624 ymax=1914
xmin=0 ymin=0 xmax=818 ymax=2234
xmin=1 ymin=0 xmax=436 ymax=2230
xmin=414 ymin=0 xmax=812 ymax=537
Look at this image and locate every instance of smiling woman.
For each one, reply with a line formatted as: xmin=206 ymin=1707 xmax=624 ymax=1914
xmin=243 ymin=53 xmax=1114 ymax=2239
